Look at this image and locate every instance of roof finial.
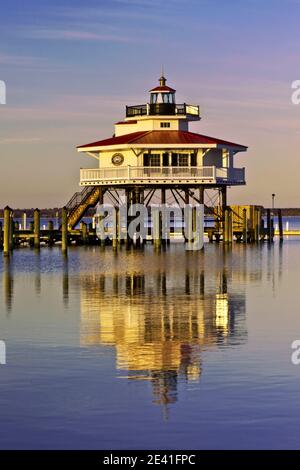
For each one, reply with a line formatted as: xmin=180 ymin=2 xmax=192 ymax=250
xmin=159 ymin=66 xmax=166 ymax=87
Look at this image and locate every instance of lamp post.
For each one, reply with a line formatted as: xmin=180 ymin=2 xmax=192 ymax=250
xmin=272 ymin=193 xmax=276 ymax=211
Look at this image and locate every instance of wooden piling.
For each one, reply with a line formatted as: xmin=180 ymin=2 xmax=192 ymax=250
xmin=61 ymin=206 xmax=68 ymax=254
xmin=48 ymin=220 xmax=54 ymax=245
xmin=224 ymin=208 xmax=229 ymax=243
xmin=134 ymin=189 xmax=141 ymax=247
xmin=243 ymin=208 xmax=247 ymax=243
xmin=199 ymin=186 xmax=204 ymax=205
xmin=266 ymin=208 xmax=272 ymax=242
xmin=80 ymin=221 xmax=87 ymax=244
xmin=185 ymin=205 xmax=193 ymax=247
xmin=0 ymin=221 xmax=2 ymax=249
xmin=33 ymin=208 xmax=40 ymax=249
xmin=3 ymin=206 xmax=11 ymax=256
xmin=254 ymin=208 xmax=260 ymax=242
xmin=112 ymin=207 xmax=118 ymax=250
xmin=9 ymin=211 xmax=14 ymax=250
xmin=153 ymin=209 xmax=161 ymax=248
xmin=228 ymin=209 xmax=233 ymax=243
xmin=278 ymin=209 xmax=283 ymax=242
xmin=22 ymin=212 xmax=27 ymax=230
xmin=161 ymin=188 xmax=167 ymax=245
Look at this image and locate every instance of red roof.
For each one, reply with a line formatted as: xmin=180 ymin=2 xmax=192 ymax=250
xmin=77 ymin=130 xmax=247 ymax=149
xmin=149 ymin=85 xmax=176 ymax=93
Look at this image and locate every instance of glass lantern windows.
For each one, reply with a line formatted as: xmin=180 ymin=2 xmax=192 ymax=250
xmin=150 ymin=92 xmax=175 ymax=104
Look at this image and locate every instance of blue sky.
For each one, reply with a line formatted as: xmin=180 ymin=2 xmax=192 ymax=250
xmin=0 ymin=0 xmax=300 ymax=207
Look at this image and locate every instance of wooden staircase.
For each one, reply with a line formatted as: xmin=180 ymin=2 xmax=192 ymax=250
xmin=66 ymin=186 xmax=101 ymax=229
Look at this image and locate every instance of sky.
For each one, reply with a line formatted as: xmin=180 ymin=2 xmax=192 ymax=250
xmin=0 ymin=0 xmax=300 ymax=208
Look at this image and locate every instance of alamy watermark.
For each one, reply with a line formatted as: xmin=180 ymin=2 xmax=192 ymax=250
xmin=0 ymin=341 xmax=6 ymax=365
xmin=95 ymin=202 xmax=204 ymax=251
xmin=291 ymin=80 xmax=300 ymax=104
xmin=0 ymin=80 xmax=6 ymax=104
xmin=291 ymin=340 xmax=300 ymax=365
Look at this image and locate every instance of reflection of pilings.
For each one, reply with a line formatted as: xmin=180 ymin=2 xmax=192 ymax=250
xmin=220 ymin=269 xmax=228 ymax=294
xmin=152 ymin=371 xmax=178 ymax=407
xmin=3 ymin=256 xmax=13 ymax=312
xmin=199 ymin=270 xmax=205 ymax=296
xmin=185 ymin=271 xmax=190 ymax=295
xmin=61 ymin=207 xmax=68 ymax=254
xmin=62 ymin=256 xmax=69 ymax=307
xmin=34 ymin=252 xmax=41 ymax=295
xmin=113 ymin=273 xmax=119 ymax=295
xmin=125 ymin=273 xmax=145 ymax=296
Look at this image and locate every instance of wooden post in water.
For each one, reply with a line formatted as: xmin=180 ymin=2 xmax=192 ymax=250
xmin=243 ymin=208 xmax=247 ymax=243
xmin=153 ymin=209 xmax=161 ymax=249
xmin=80 ymin=221 xmax=87 ymax=245
xmin=9 ymin=211 xmax=14 ymax=250
xmin=228 ymin=209 xmax=233 ymax=243
xmin=267 ymin=209 xmax=272 ymax=242
xmin=99 ymin=188 xmax=105 ymax=247
xmin=254 ymin=208 xmax=260 ymax=242
xmin=161 ymin=188 xmax=167 ymax=245
xmin=48 ymin=220 xmax=54 ymax=245
xmin=3 ymin=206 xmax=11 ymax=256
xmin=61 ymin=206 xmax=68 ymax=254
xmin=278 ymin=209 xmax=283 ymax=242
xmin=125 ymin=189 xmax=131 ymax=247
xmin=112 ymin=207 xmax=118 ymax=250
xmin=134 ymin=189 xmax=141 ymax=247
xmin=33 ymin=208 xmax=40 ymax=249
xmin=183 ymin=190 xmax=189 ymax=242
xmin=22 ymin=212 xmax=27 ymax=230
xmin=0 ymin=221 xmax=2 ymax=249
xmin=185 ymin=205 xmax=194 ymax=248
xmin=224 ymin=208 xmax=229 ymax=243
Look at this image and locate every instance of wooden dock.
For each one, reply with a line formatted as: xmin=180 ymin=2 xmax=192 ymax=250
xmin=0 ymin=203 xmax=283 ymax=256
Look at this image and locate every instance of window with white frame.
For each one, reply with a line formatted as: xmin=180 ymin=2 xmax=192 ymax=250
xmin=160 ymin=122 xmax=170 ymax=128
xmin=178 ymin=154 xmax=189 ymax=166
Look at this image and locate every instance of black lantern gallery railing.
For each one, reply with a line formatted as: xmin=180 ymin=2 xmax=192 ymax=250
xmin=126 ymin=103 xmax=200 ymax=118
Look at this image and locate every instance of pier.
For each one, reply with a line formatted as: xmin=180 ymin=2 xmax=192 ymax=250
xmin=0 ymin=202 xmax=280 ymax=256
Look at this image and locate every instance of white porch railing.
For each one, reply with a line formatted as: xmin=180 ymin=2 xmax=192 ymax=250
xmin=80 ymin=166 xmax=245 ymax=185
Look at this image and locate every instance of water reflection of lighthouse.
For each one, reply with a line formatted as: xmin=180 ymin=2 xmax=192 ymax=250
xmin=79 ymin=264 xmax=247 ymax=407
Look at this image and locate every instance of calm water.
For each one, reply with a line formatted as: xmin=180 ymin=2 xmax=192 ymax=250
xmin=0 ymin=241 xmax=300 ymax=449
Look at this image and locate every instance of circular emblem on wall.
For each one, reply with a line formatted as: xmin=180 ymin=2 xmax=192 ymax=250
xmin=112 ymin=153 xmax=124 ymax=166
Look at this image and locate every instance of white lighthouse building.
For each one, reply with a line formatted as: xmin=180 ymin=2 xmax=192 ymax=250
xmin=67 ymin=76 xmax=247 ymax=231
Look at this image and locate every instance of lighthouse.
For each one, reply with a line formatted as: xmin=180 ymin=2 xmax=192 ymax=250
xmin=71 ymin=76 xmax=247 ymax=238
